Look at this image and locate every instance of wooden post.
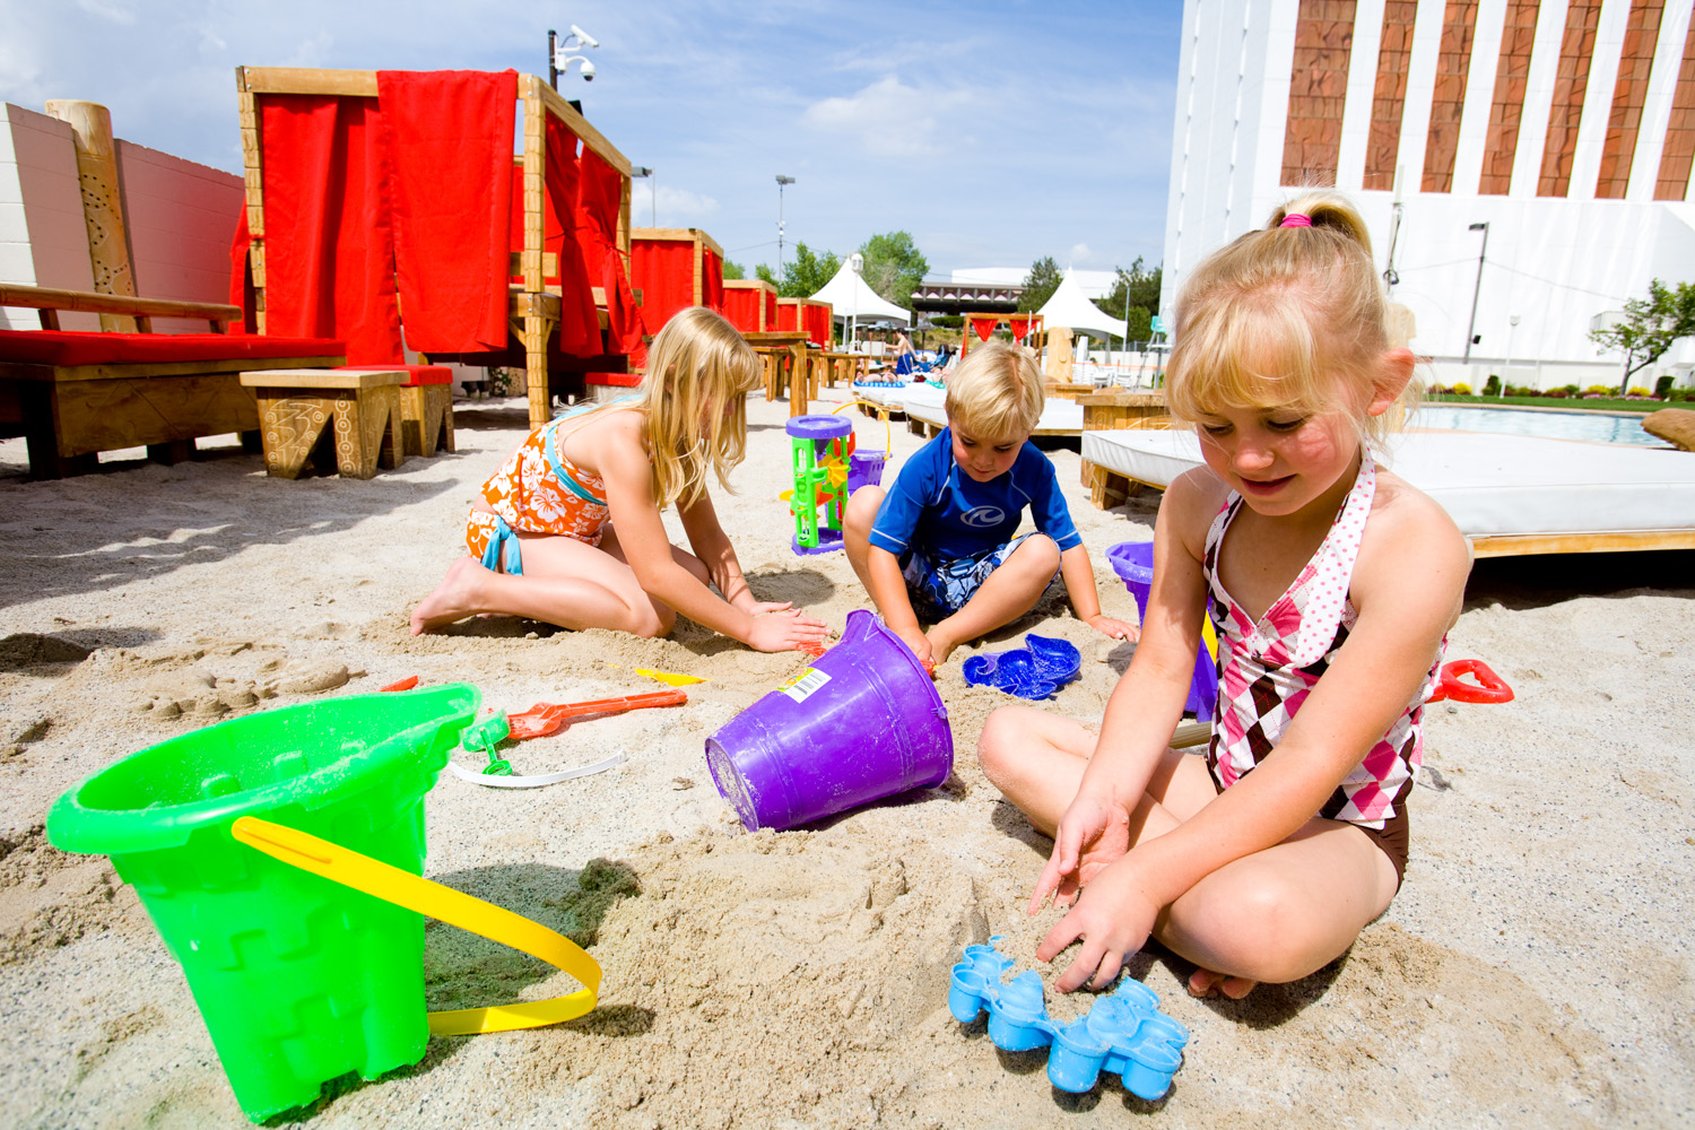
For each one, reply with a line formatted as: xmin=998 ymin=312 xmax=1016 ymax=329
xmin=1045 ymin=326 xmax=1074 ymax=382
xmin=235 ymin=69 xmax=268 ymax=332
xmin=521 ymin=77 xmax=551 ymax=428
xmin=43 ymin=100 xmax=137 ymax=331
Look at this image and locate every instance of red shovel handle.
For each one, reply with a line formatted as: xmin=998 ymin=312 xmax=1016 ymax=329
xmin=1429 ymin=659 xmax=1514 ymax=705
xmin=507 ymin=689 xmax=689 ymax=741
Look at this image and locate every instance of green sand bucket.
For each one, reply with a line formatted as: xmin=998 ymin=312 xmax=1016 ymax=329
xmin=46 ymin=686 xmax=477 ymax=1121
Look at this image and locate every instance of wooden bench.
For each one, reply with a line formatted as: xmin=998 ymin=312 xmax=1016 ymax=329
xmin=239 ymin=368 xmax=406 ymax=479
xmin=0 ymin=283 xmax=344 ymax=479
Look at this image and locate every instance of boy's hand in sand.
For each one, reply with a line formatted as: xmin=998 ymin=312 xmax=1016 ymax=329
xmin=893 ymin=625 xmax=935 ymax=672
xmin=1028 ymin=791 xmax=1132 ymax=913
xmin=746 ymin=607 xmax=829 ymax=653
xmin=1085 ymin=613 xmax=1138 ymax=642
xmin=1036 ymin=857 xmax=1162 ymax=993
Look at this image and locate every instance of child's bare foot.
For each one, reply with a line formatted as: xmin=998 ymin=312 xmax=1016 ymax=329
xmin=409 ymin=558 xmax=489 ymax=635
xmin=1187 ymin=967 xmax=1257 ymax=999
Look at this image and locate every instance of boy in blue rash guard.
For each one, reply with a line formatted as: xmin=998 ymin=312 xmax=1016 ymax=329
xmin=843 ymin=341 xmax=1136 ymax=669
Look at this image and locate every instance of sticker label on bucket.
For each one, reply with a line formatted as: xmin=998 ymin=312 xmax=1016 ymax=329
xmin=778 ymin=667 xmax=831 ymax=703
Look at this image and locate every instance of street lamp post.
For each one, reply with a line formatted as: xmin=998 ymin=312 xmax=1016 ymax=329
xmin=631 ymin=167 xmax=655 ymax=227
xmin=848 ymin=251 xmax=863 ymax=351
xmin=1462 ymin=221 xmax=1489 ymax=366
xmin=1504 ymin=313 xmax=1520 ymax=397
xmin=775 ymin=175 xmax=795 ymax=284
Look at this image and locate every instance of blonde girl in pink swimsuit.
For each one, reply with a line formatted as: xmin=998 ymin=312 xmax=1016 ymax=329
xmin=977 ymin=192 xmax=1470 ymax=1000
xmin=410 ymin=307 xmax=829 ymax=654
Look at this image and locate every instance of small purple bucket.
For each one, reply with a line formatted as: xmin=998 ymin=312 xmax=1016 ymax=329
xmin=1105 ymin=541 xmax=1219 ymax=719
xmin=705 ymin=610 xmax=952 ymax=831
xmin=847 ymin=451 xmax=886 ymax=495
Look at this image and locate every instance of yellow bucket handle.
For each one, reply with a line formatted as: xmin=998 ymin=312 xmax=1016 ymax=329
xmin=831 ymin=399 xmax=894 ymax=457
xmin=231 ymin=815 xmax=600 ymax=1036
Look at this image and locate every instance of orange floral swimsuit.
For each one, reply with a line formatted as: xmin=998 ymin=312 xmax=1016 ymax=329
xmin=466 ymin=410 xmax=610 ymax=574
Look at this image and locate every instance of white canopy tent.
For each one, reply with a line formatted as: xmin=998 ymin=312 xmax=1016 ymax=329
xmin=810 ymin=256 xmax=910 ymax=347
xmin=1037 ymin=270 xmax=1124 ymax=339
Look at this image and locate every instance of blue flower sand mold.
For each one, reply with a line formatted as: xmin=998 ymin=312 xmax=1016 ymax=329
xmin=947 ymin=938 xmax=1188 ymax=1099
xmin=961 ymin=634 xmax=1081 ymax=700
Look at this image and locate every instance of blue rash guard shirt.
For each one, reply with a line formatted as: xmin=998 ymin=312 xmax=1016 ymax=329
xmin=868 ymin=427 xmax=1083 ymax=563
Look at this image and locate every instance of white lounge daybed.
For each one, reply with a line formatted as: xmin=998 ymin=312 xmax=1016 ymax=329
xmin=1080 ymin=427 xmax=1695 ymax=557
xmin=900 ymin=384 xmax=1085 ymax=439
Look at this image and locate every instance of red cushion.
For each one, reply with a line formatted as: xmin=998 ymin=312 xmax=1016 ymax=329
xmin=584 ymin=371 xmax=641 ymax=387
xmin=0 ymin=329 xmax=345 ymax=367
xmin=342 ymin=363 xmax=450 ymax=386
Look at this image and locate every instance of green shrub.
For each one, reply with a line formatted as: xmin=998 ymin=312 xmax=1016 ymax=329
xmin=1544 ymin=387 xmax=1569 ymax=398
xmin=1655 ymin=375 xmax=1675 ymax=399
xmin=1483 ymin=374 xmax=1501 ymax=396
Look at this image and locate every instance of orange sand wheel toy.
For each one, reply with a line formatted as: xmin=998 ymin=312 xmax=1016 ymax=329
xmin=786 ymin=414 xmax=855 ymax=555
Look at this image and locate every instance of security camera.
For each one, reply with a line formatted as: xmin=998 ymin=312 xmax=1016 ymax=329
xmin=570 ymin=23 xmax=600 ymax=49
xmin=580 ymin=59 xmax=596 ymax=81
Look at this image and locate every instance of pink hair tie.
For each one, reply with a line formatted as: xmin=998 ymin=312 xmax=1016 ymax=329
xmin=1280 ymin=213 xmax=1312 ymax=228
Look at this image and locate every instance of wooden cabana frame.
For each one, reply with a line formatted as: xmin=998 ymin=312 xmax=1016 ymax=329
xmin=722 ymin=279 xmax=779 ymax=333
xmin=235 ymin=66 xmax=635 ymax=428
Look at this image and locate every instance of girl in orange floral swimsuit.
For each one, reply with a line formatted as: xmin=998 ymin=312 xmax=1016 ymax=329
xmin=411 ymin=307 xmax=829 ymax=653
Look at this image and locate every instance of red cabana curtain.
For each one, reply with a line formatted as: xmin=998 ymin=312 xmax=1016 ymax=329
xmin=701 ymin=248 xmax=724 ymax=312
xmin=630 ymin=237 xmax=694 ymax=334
xmin=762 ymin=289 xmax=778 ymax=331
xmin=803 ymin=302 xmax=831 ymax=347
xmin=575 ymin=148 xmax=647 ymax=366
xmin=719 ymin=286 xmax=759 ymax=333
xmin=376 ymin=70 xmax=514 ymax=353
xmin=541 ymin=116 xmax=604 ymax=357
xmin=255 ymin=93 xmax=402 ymax=364
xmin=970 ymin=316 xmax=999 ymax=342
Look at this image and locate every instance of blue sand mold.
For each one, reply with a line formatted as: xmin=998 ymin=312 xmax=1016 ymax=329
xmin=961 ymin=634 xmax=1082 ymax=700
xmin=947 ymin=937 xmax=1188 ymax=1098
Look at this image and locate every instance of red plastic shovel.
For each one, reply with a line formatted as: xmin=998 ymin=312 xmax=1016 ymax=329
xmin=505 ymin=689 xmax=688 ymax=741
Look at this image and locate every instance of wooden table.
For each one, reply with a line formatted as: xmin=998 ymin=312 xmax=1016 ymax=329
xmin=743 ymin=331 xmax=812 ymax=417
xmin=239 ymin=368 xmax=407 ymax=479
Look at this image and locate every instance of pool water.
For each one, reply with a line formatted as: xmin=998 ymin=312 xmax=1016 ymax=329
xmin=1409 ymin=405 xmax=1661 ymax=447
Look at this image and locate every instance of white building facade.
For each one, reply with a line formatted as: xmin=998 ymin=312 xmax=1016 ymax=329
xmin=1163 ymin=0 xmax=1695 ymax=390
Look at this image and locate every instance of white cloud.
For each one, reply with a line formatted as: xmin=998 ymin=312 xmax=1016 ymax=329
xmin=634 ymin=181 xmax=719 ymax=226
xmin=1069 ymin=243 xmax=1093 ymax=266
xmin=801 ymin=76 xmax=965 ymax=160
xmin=75 ymin=0 xmax=137 ymax=24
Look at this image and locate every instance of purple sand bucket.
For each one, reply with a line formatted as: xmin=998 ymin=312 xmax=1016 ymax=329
xmin=705 ymin=609 xmax=952 ymax=831
xmin=1105 ymin=541 xmax=1219 ymax=719
xmin=847 ymin=450 xmax=886 ymax=495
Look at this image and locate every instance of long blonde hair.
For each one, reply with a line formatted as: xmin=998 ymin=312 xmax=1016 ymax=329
xmin=1165 ymin=190 xmax=1417 ymax=446
xmin=944 ymin=340 xmax=1044 ymax=439
xmin=638 ymin=306 xmax=760 ymax=507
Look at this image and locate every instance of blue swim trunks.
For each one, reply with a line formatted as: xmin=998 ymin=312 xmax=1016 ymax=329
xmin=901 ymin=534 xmax=1060 ymax=622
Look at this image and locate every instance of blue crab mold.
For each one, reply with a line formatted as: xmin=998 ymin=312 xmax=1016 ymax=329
xmin=948 ymin=938 xmax=1188 ymax=1099
xmin=961 ymin=634 xmax=1082 ymax=700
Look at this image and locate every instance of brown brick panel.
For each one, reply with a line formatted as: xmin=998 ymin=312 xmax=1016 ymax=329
xmin=1364 ymin=0 xmax=1420 ymax=190
xmin=1423 ymin=0 xmax=1481 ymax=193
xmin=1539 ymin=0 xmax=1603 ymax=196
xmin=1479 ymin=0 xmax=1542 ymax=193
xmin=1596 ymin=0 xmax=1666 ymax=198
xmin=1654 ymin=10 xmax=1695 ymax=199
xmin=1281 ymin=0 xmax=1359 ymax=187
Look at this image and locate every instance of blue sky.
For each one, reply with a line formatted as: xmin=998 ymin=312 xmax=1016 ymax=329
xmin=0 ymin=0 xmax=1181 ymax=280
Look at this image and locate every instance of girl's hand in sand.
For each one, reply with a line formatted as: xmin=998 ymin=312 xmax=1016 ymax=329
xmin=1036 ymin=858 xmax=1161 ymax=992
xmin=746 ymin=607 xmax=829 ymax=653
xmin=738 ymin=598 xmax=798 ymax=616
xmin=1085 ymin=613 xmax=1138 ymax=643
xmin=1028 ymin=791 xmax=1131 ymax=913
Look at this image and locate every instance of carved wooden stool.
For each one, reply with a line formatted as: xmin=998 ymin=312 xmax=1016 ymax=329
xmin=239 ymin=368 xmax=407 ymax=479
xmin=393 ymin=365 xmax=454 ymax=457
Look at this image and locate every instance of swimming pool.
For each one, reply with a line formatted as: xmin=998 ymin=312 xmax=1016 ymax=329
xmin=1410 ymin=405 xmax=1661 ymax=447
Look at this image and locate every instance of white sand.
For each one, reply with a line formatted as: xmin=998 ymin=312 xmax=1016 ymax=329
xmin=1 ymin=387 xmax=1692 ymax=1127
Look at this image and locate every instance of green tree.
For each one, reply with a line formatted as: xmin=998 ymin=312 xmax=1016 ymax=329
xmin=722 ymin=259 xmax=745 ymax=281
xmin=1099 ymin=257 xmax=1163 ymax=322
xmin=755 ymin=242 xmax=840 ymax=297
xmin=1018 ymin=256 xmax=1062 ymax=313
xmin=1589 ymin=278 xmax=1695 ymax=394
xmin=858 ymin=231 xmax=929 ymax=310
